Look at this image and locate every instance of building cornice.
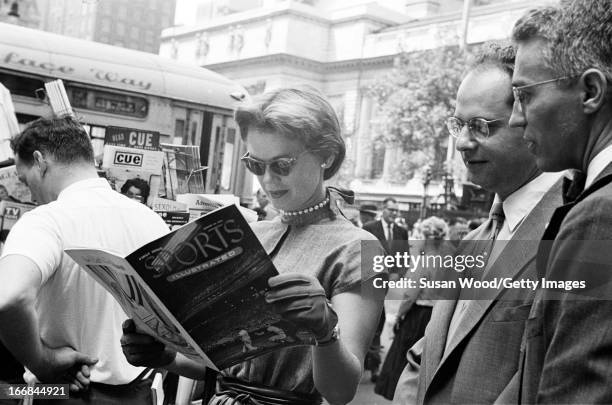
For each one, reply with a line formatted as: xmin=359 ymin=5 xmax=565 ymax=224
xmin=203 ymin=53 xmax=395 ymax=73
xmin=163 ymin=5 xmax=405 ymax=41
xmin=379 ymin=0 xmax=555 ymax=33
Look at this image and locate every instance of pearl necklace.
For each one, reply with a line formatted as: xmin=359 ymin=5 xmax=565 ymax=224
xmin=281 ymin=197 xmax=330 ymax=217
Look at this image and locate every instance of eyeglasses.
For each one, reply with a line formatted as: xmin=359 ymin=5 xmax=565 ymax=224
xmin=240 ymin=150 xmax=311 ymax=176
xmin=446 ymin=116 xmax=505 ymax=140
xmin=512 ymin=76 xmax=577 ymax=114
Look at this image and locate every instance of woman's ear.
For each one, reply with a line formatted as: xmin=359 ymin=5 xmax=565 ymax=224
xmin=321 ymin=154 xmax=335 ymax=169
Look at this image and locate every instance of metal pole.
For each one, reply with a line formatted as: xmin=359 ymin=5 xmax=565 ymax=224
xmin=460 ymin=0 xmax=472 ymax=51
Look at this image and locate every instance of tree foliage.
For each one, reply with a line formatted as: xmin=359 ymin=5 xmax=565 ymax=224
xmin=368 ymin=45 xmax=471 ymax=181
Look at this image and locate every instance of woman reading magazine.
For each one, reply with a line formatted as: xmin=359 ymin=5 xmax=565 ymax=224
xmin=121 ymin=87 xmax=386 ymax=405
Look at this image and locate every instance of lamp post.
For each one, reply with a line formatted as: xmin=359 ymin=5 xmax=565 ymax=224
xmin=420 ymin=165 xmax=432 ymax=220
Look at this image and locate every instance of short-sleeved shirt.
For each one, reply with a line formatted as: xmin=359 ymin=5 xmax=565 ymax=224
xmin=222 ymin=190 xmax=383 ymax=395
xmin=1 ymin=178 xmax=169 ymax=385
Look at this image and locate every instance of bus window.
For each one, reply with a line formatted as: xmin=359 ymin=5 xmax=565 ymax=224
xmin=174 ymin=119 xmax=185 ymax=143
xmin=65 ymin=85 xmax=149 ymax=118
xmin=83 ymin=124 xmax=106 ymax=167
xmin=220 ymin=128 xmax=235 ymax=191
xmin=0 ymin=71 xmax=44 ymax=99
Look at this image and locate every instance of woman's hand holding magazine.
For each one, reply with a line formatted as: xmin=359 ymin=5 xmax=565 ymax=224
xmin=121 ymin=319 xmax=177 ymax=368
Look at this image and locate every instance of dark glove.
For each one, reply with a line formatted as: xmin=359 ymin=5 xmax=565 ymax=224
xmin=265 ymin=273 xmax=338 ymax=343
xmin=120 ymin=319 xmax=177 ymax=368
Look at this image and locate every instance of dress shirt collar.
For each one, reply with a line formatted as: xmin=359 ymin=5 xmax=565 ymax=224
xmin=496 ymin=171 xmax=564 ymax=233
xmin=585 ymin=143 xmax=612 ymax=190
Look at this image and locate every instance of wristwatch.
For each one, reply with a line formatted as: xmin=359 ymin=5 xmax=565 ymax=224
xmin=316 ymin=324 xmax=340 ymax=347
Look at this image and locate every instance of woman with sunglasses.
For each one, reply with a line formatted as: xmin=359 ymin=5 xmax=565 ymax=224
xmin=121 ymin=87 xmax=386 ymax=405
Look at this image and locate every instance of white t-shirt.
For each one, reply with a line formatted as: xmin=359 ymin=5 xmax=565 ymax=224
xmin=2 ymin=178 xmax=169 ymax=385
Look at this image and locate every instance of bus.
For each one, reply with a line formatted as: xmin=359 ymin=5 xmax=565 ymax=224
xmin=0 ymin=22 xmax=253 ymax=202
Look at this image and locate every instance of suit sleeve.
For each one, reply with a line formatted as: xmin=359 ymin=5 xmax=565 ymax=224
xmin=536 ymin=195 xmax=612 ymax=403
xmin=392 ymin=337 xmax=423 ymax=405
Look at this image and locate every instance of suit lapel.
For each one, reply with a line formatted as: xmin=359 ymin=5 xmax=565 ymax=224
xmin=428 ymin=179 xmax=563 ymax=386
xmin=376 ymin=220 xmax=390 ymax=252
xmin=424 ymin=299 xmax=458 ymax=388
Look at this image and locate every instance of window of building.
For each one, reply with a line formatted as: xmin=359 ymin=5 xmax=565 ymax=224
xmin=100 ymin=18 xmax=110 ymax=33
xmin=130 ymin=26 xmax=139 ymax=40
xmin=0 ymin=72 xmax=44 ymax=99
xmin=116 ymin=22 xmax=125 ymax=35
xmin=145 ymin=30 xmax=155 ymax=44
xmin=118 ymin=4 xmax=127 ymax=19
xmin=371 ymin=143 xmax=386 ymax=179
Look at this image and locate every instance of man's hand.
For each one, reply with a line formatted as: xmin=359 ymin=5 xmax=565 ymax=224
xmin=32 ymin=346 xmax=98 ymax=392
xmin=121 ymin=319 xmax=177 ymax=368
xmin=265 ymin=273 xmax=338 ymax=343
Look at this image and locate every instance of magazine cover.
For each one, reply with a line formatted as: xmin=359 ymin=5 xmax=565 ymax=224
xmin=161 ymin=143 xmax=206 ymax=199
xmin=0 ymin=165 xmax=31 ymax=203
xmin=102 ymin=145 xmax=165 ymax=206
xmin=64 ymin=247 xmax=207 ymax=365
xmin=66 ymin=204 xmax=315 ymax=370
xmin=0 ymin=200 xmax=34 ymax=231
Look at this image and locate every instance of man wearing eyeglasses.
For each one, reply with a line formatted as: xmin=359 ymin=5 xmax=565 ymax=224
xmin=509 ymin=1 xmax=612 ymax=403
xmin=363 ymin=197 xmax=409 ymax=261
xmin=363 ymin=197 xmax=409 ymax=383
xmin=392 ymin=41 xmax=564 ymax=405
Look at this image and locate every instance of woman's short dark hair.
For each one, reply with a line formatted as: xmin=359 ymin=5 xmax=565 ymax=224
xmin=10 ymin=116 xmax=94 ymax=165
xmin=234 ymin=87 xmax=346 ymax=180
xmin=120 ymin=178 xmax=150 ymax=202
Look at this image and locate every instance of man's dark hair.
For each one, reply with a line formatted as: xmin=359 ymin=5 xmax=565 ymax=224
xmin=551 ymin=0 xmax=612 ymax=82
xmin=121 ymin=178 xmax=150 ymax=203
xmin=471 ymin=42 xmax=516 ymax=78
xmin=10 ymin=116 xmax=94 ymax=165
xmin=383 ymin=197 xmax=397 ymax=205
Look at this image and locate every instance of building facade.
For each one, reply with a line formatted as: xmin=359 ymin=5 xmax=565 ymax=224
xmin=34 ymin=0 xmax=175 ymax=53
xmin=0 ymin=0 xmax=40 ymax=27
xmin=162 ymin=0 xmax=554 ymax=208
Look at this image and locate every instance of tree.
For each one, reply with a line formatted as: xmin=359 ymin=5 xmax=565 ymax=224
xmin=368 ymin=44 xmax=471 ymax=182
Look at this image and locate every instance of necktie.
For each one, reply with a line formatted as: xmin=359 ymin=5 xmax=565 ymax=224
xmin=466 ymin=202 xmax=505 ymax=281
xmin=387 ymin=222 xmax=393 ymax=242
xmin=489 ymin=202 xmax=505 ymax=241
xmin=562 ymin=171 xmax=586 ymax=204
xmin=455 ymin=202 xmax=505 ymax=302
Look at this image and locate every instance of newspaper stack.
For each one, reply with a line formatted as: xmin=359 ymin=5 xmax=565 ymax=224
xmin=44 ymin=79 xmax=74 ymax=118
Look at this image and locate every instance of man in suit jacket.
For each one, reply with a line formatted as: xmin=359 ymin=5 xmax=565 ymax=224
xmin=362 ymin=198 xmax=409 ymax=382
xmin=509 ymin=2 xmax=612 ymax=402
xmin=393 ymin=42 xmax=564 ymax=404
xmin=363 ymin=197 xmax=409 ymax=259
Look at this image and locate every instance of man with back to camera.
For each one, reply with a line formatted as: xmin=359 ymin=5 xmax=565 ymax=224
xmin=0 ymin=116 xmax=169 ymax=403
xmin=392 ymin=40 xmax=564 ymax=404
xmin=509 ymin=1 xmax=612 ymax=402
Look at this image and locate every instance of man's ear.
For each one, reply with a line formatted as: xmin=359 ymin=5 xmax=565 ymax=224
xmin=581 ymin=68 xmax=608 ymax=114
xmin=32 ymin=151 xmax=48 ymax=176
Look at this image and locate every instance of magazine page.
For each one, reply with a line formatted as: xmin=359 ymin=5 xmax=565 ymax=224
xmin=65 ymin=248 xmax=214 ymax=368
xmin=102 ymin=145 xmax=164 ymax=206
xmin=126 ymin=204 xmax=315 ymax=369
xmin=175 ymin=193 xmax=224 ymax=221
xmin=0 ymin=200 xmax=35 ymax=231
xmin=150 ymin=197 xmax=188 ymax=213
xmin=0 ymin=165 xmax=32 ymax=203
xmin=160 ymin=143 xmax=206 ymax=199
xmin=177 ymin=193 xmax=258 ymax=223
